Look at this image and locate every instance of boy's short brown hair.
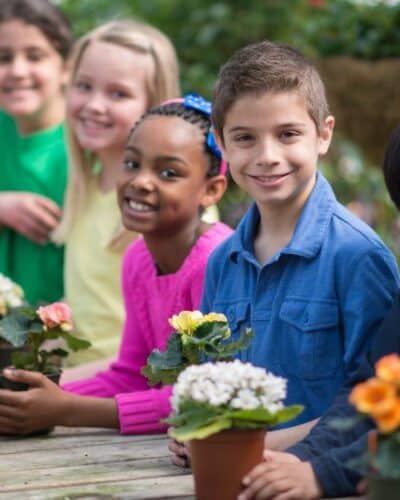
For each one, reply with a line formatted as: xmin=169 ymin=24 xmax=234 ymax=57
xmin=212 ymin=40 xmax=330 ymax=138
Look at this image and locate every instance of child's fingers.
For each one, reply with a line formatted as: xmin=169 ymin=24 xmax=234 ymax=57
xmin=35 ymin=195 xmax=62 ymax=219
xmin=263 ymin=450 xmax=300 ymax=464
xmin=168 ymin=438 xmax=191 ymax=468
xmin=243 ymin=461 xmax=278 ymax=485
xmin=29 ymin=198 xmax=61 ymax=231
xmin=3 ymin=368 xmax=48 ymax=388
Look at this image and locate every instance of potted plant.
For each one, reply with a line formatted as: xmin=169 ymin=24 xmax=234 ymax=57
xmin=0 ymin=301 xmax=91 ymax=390
xmin=165 ymin=360 xmax=303 ymax=500
xmin=348 ymin=353 xmax=400 ymax=500
xmin=0 ymin=272 xmax=27 ymax=369
xmin=142 ymin=310 xmax=253 ymax=385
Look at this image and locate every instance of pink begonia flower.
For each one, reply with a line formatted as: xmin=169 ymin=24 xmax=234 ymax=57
xmin=37 ymin=302 xmax=73 ymax=331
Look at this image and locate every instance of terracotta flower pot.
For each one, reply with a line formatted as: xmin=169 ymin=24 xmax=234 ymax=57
xmin=368 ymin=476 xmax=400 ymax=500
xmin=190 ymin=428 xmax=266 ymax=500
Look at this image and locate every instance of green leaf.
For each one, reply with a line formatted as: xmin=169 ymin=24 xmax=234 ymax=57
xmin=228 ymin=405 xmax=303 ymax=427
xmin=376 ymin=435 xmax=400 ymax=478
xmin=62 ymin=332 xmax=91 ymax=351
xmin=147 ymin=333 xmax=183 ymax=368
xmin=0 ymin=311 xmax=32 ymax=347
xmin=45 ymin=348 xmax=69 ymax=358
xmin=169 ymin=417 xmax=232 ymax=441
xmin=141 ymin=333 xmax=185 ymax=385
xmin=141 ymin=364 xmax=182 ymax=386
xmin=11 ymin=350 xmax=36 ymax=370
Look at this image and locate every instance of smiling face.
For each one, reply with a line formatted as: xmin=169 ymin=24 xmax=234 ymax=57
xmin=0 ymin=19 xmax=67 ymax=132
xmin=67 ymin=40 xmax=150 ymax=161
xmin=219 ymin=91 xmax=333 ymax=217
xmin=117 ymin=114 xmax=217 ymax=238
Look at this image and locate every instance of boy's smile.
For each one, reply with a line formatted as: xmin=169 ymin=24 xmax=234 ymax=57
xmin=219 ymin=91 xmax=333 ymax=218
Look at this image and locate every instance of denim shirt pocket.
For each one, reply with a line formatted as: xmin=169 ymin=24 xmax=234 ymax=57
xmin=279 ymin=297 xmax=341 ymax=380
xmin=222 ymin=301 xmax=250 ymax=338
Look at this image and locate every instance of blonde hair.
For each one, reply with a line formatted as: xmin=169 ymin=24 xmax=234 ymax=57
xmin=53 ymin=19 xmax=180 ymax=250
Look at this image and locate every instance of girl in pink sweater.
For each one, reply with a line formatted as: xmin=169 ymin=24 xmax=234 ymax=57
xmin=0 ymin=94 xmax=232 ymax=435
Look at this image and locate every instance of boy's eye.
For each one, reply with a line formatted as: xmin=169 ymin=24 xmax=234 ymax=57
xmin=234 ymin=134 xmax=253 ymax=143
xmin=123 ymin=159 xmax=139 ymax=171
xmin=280 ymin=130 xmax=300 ymax=141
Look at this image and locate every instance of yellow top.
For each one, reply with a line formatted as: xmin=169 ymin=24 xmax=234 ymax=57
xmin=65 ymin=181 xmax=136 ymax=365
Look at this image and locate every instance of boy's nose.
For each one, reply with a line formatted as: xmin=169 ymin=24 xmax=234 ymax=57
xmin=256 ymin=139 xmax=280 ymax=166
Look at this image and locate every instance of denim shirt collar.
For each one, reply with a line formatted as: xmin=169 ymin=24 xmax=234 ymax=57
xmin=229 ymin=172 xmax=337 ymax=262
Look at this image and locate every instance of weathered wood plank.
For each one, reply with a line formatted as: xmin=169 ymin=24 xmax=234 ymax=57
xmin=0 ymin=436 xmax=170 ymax=472
xmin=0 ymin=474 xmax=195 ymax=499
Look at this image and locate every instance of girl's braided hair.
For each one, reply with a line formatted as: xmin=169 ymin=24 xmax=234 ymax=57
xmin=131 ymin=101 xmax=220 ymax=177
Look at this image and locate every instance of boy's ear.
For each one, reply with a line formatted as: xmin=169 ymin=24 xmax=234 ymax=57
xmin=200 ymin=174 xmax=227 ymax=209
xmin=318 ymin=115 xmax=335 ymax=156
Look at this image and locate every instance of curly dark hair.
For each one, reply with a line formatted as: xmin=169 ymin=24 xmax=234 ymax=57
xmin=383 ymin=124 xmax=400 ymax=211
xmin=131 ymin=101 xmax=221 ymax=177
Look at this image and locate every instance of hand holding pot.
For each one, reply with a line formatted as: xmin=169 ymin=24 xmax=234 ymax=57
xmin=0 ymin=369 xmax=68 ymax=435
xmin=168 ymin=438 xmax=191 ymax=468
xmin=239 ymin=452 xmax=322 ymax=500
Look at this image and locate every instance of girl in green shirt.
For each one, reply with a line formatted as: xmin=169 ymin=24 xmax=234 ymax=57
xmin=0 ymin=0 xmax=73 ymax=304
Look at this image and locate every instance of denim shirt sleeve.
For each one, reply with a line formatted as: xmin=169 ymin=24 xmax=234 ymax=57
xmin=338 ymin=246 xmax=399 ymax=379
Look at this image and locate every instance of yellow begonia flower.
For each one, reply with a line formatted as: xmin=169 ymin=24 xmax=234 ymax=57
xmin=169 ymin=310 xmax=204 ymax=336
xmin=202 ymin=312 xmax=227 ymax=324
xmin=202 ymin=313 xmax=231 ymax=339
xmin=376 ymin=354 xmax=400 ymax=384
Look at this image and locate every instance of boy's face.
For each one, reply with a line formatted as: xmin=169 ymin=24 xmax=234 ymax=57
xmin=218 ymin=91 xmax=333 ymax=214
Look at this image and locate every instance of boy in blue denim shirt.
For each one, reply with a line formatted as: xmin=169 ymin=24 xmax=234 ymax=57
xmin=201 ymin=39 xmax=399 ymax=427
xmin=238 ymin=125 xmax=400 ymax=500
xmin=169 ymin=40 xmax=399 ymax=473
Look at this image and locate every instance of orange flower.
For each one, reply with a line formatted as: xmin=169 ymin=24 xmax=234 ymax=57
xmin=349 ymin=378 xmax=396 ymax=415
xmin=376 ymin=354 xmax=400 ymax=384
xmin=374 ymin=398 xmax=400 ymax=433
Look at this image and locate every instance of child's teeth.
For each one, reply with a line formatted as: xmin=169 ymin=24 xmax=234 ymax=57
xmin=129 ymin=200 xmax=152 ymax=212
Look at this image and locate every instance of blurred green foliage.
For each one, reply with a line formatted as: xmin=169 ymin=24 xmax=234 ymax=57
xmin=59 ymin=0 xmax=400 ymax=95
xmin=57 ymin=0 xmax=400 ymax=257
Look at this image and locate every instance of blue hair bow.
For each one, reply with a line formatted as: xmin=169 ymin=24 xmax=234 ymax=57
xmin=183 ymin=93 xmax=222 ymax=161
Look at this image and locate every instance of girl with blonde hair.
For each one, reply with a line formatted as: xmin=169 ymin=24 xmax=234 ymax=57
xmin=53 ymin=19 xmax=180 ymax=366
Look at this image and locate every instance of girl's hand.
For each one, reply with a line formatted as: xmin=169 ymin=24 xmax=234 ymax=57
xmin=168 ymin=438 xmax=191 ymax=468
xmin=0 ymin=192 xmax=62 ymax=244
xmin=0 ymin=369 xmax=69 ymax=435
xmin=238 ymin=453 xmax=322 ymax=500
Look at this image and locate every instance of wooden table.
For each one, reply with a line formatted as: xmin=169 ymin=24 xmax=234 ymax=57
xmin=0 ymin=427 xmax=366 ymax=499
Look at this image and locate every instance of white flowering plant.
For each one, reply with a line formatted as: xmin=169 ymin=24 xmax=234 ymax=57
xmin=0 ymin=273 xmax=24 ymax=318
xmin=141 ymin=311 xmax=253 ymax=386
xmin=165 ymin=360 xmax=303 ymax=441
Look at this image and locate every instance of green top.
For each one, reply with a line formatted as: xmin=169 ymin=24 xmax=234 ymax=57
xmin=0 ymin=111 xmax=68 ymax=305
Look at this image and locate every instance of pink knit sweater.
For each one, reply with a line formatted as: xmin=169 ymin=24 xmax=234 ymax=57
xmin=63 ymin=222 xmax=232 ymax=434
